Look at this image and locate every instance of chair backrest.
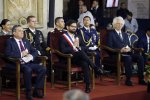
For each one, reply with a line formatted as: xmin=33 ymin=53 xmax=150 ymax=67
xmin=100 ymin=28 xmax=110 ymax=59
xmin=0 ymin=35 xmax=12 ymax=53
xmin=49 ymin=32 xmax=63 ymax=63
xmin=129 ymin=33 xmax=139 ymax=48
xmin=0 ymin=35 xmax=12 ymax=68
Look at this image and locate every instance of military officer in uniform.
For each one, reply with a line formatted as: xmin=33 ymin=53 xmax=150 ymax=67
xmin=24 ymin=15 xmax=47 ymax=56
xmin=77 ymin=16 xmax=101 ymax=70
xmin=46 ymin=17 xmax=66 ymax=81
xmin=47 ymin=17 xmax=66 ymax=48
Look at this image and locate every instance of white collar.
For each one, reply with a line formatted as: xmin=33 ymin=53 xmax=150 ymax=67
xmin=14 ymin=37 xmax=22 ymax=42
xmin=146 ymin=34 xmax=150 ymax=39
xmin=84 ymin=26 xmax=90 ymax=30
xmin=115 ymin=29 xmax=122 ymax=34
xmin=29 ymin=28 xmax=36 ymax=33
xmin=91 ymin=5 xmax=99 ymax=10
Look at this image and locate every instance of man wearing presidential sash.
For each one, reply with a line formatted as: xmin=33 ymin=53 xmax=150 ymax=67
xmin=59 ymin=20 xmax=102 ymax=93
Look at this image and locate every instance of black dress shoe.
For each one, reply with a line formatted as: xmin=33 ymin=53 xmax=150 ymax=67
xmin=26 ymin=92 xmax=33 ymax=100
xmin=85 ymin=84 xmax=91 ymax=93
xmin=94 ymin=67 xmax=103 ymax=76
xmin=33 ymin=89 xmax=44 ymax=98
xmin=26 ymin=96 xmax=33 ymax=100
xmin=125 ymin=80 xmax=133 ymax=86
xmin=85 ymin=87 xmax=91 ymax=93
xmin=139 ymin=80 xmax=147 ymax=85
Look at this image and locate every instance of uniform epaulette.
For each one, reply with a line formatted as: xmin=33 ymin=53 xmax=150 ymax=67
xmin=63 ymin=29 xmax=67 ymax=32
xmin=50 ymin=29 xmax=55 ymax=33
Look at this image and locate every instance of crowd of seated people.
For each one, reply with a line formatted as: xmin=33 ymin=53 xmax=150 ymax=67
xmin=0 ymin=1 xmax=150 ymax=100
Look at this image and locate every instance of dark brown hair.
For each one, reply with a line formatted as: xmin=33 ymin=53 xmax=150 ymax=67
xmin=0 ymin=19 xmax=10 ymax=29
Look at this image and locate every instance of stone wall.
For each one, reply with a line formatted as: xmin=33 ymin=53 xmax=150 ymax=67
xmin=0 ymin=0 xmax=63 ymax=38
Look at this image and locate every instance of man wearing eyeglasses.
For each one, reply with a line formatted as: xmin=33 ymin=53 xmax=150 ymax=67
xmin=60 ymin=20 xmax=102 ymax=93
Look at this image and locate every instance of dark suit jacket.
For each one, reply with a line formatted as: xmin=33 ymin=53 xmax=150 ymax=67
xmin=137 ymin=34 xmax=148 ymax=53
xmin=107 ymin=30 xmax=130 ymax=49
xmin=24 ymin=28 xmax=47 ymax=56
xmin=5 ymin=37 xmax=38 ymax=59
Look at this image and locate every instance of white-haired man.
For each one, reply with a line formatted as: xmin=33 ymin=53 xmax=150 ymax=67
xmin=106 ymin=16 xmax=146 ymax=86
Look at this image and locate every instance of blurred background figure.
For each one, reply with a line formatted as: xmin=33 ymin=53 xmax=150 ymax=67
xmin=67 ymin=0 xmax=85 ymax=21
xmin=90 ymin=0 xmax=103 ymax=30
xmin=117 ymin=2 xmax=129 ymax=19
xmin=63 ymin=89 xmax=89 ymax=100
xmin=137 ymin=27 xmax=150 ymax=63
xmin=78 ymin=5 xmax=95 ymax=28
xmin=0 ymin=19 xmax=12 ymax=36
xmin=124 ymin=11 xmax=138 ymax=34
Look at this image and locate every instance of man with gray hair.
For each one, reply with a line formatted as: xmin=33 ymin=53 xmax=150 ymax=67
xmin=5 ymin=25 xmax=46 ymax=100
xmin=63 ymin=89 xmax=89 ymax=100
xmin=107 ymin=16 xmax=146 ymax=86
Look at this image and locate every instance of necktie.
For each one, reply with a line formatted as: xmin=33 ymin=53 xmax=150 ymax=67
xmin=87 ymin=29 xmax=90 ymax=33
xmin=112 ymin=0 xmax=116 ymax=7
xmin=19 ymin=41 xmax=25 ymax=51
xmin=119 ymin=33 xmax=123 ymax=40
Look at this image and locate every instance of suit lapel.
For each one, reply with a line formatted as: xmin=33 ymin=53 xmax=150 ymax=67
xmin=12 ymin=38 xmax=21 ymax=53
xmin=114 ymin=30 xmax=123 ymax=42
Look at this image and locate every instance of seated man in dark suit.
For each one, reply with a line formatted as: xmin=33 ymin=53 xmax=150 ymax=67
xmin=59 ymin=20 xmax=102 ymax=93
xmin=137 ymin=28 xmax=150 ymax=63
xmin=107 ymin=16 xmax=146 ymax=86
xmin=5 ymin=25 xmax=46 ymax=100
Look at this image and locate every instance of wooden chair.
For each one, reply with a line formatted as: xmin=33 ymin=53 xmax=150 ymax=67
xmin=100 ymin=29 xmax=143 ymax=85
xmin=0 ymin=35 xmax=47 ymax=100
xmin=100 ymin=30 xmax=122 ymax=85
xmin=49 ymin=32 xmax=95 ymax=90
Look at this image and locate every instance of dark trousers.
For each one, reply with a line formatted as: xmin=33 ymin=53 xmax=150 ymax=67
xmin=21 ymin=63 xmax=46 ymax=91
xmin=72 ymin=50 xmax=96 ymax=85
xmin=122 ymin=54 xmax=144 ymax=80
xmin=6 ymin=62 xmax=46 ymax=92
xmin=93 ymin=50 xmax=101 ymax=68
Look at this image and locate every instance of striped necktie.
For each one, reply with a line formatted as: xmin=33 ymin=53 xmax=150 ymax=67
xmin=19 ymin=41 xmax=25 ymax=51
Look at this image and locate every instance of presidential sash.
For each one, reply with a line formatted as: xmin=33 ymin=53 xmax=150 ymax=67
xmin=62 ymin=33 xmax=78 ymax=51
xmin=62 ymin=33 xmax=74 ymax=47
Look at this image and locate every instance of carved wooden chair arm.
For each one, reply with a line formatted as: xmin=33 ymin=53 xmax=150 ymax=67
xmin=101 ymin=45 xmax=121 ymax=53
xmin=52 ymin=50 xmax=73 ymax=58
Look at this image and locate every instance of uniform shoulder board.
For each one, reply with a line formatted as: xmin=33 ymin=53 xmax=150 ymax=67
xmin=50 ymin=29 xmax=55 ymax=33
xmin=63 ymin=29 xmax=67 ymax=32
